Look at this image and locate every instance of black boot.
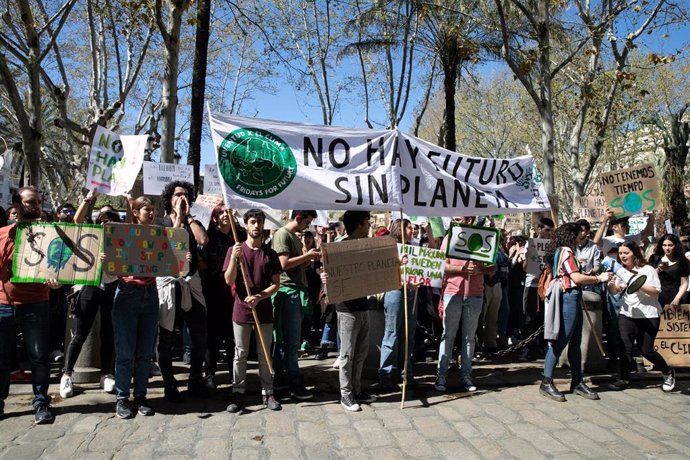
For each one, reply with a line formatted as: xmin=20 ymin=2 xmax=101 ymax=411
xmin=571 ymin=382 xmax=600 ymax=400
xmin=539 ymin=377 xmax=566 ymax=402
xmin=226 ymin=393 xmax=244 ymax=413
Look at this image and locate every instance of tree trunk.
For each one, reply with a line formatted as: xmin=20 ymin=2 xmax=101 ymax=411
xmin=187 ymin=0 xmax=211 ymax=189
xmin=159 ymin=2 xmax=186 ymax=163
xmin=537 ymin=0 xmax=555 ymax=195
xmin=442 ymin=40 xmax=458 ymax=151
xmin=661 ymin=112 xmax=690 ymax=227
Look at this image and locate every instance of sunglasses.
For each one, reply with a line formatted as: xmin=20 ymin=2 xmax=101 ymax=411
xmin=61 ymin=209 xmax=75 ymax=215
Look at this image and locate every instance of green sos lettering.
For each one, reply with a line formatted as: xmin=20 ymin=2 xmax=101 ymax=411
xmin=610 ymin=189 xmax=656 ymax=217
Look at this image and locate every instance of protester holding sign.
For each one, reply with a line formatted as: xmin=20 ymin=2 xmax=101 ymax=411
xmin=606 ymin=241 xmax=674 ymax=392
xmin=60 ymin=190 xmax=120 ymax=400
xmin=379 ymin=219 xmax=417 ymax=391
xmin=435 ymin=216 xmax=496 ymax=394
xmin=0 ymin=187 xmax=62 ymax=424
xmin=540 ymin=223 xmax=613 ymax=402
xmin=111 ymin=196 xmax=160 ymax=419
xmin=648 ymin=234 xmax=690 ymax=310
xmin=224 ymin=209 xmax=282 ymax=412
xmin=202 ymin=204 xmax=240 ymax=390
xmin=156 ymin=181 xmax=209 ymax=403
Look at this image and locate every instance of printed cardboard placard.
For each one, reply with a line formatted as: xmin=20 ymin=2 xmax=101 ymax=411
xmin=204 ymin=163 xmax=223 ymax=195
xmin=654 ymin=305 xmax=690 ymax=367
xmin=525 ymin=238 xmax=551 ymax=276
xmin=11 ymin=223 xmax=103 ymax=285
xmin=322 ymin=236 xmax=400 ymax=303
xmin=600 ymin=163 xmax=660 ymax=218
xmin=86 ymin=126 xmax=147 ymax=196
xmin=445 ymin=223 xmax=500 ymax=264
xmin=143 ymin=161 xmax=194 ymax=196
xmin=191 ymin=194 xmax=224 ymax=229
xmin=573 ymin=195 xmax=607 ymax=222
xmin=103 ymin=223 xmax=189 ymax=277
xmin=397 ymin=243 xmax=445 ymax=288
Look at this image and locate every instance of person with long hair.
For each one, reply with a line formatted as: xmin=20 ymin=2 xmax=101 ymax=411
xmin=648 ymin=234 xmax=689 ymax=309
xmin=607 ymin=241 xmax=675 ymax=392
xmin=540 ymin=222 xmax=613 ymax=402
xmin=111 ymin=196 xmax=160 ymax=419
xmin=202 ymin=204 xmax=239 ymax=389
xmin=379 ymin=218 xmax=417 ymax=391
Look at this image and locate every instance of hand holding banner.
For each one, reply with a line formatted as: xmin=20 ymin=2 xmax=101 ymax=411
xmin=445 ymin=223 xmax=500 ymax=264
xmin=600 ymin=163 xmax=660 ymax=218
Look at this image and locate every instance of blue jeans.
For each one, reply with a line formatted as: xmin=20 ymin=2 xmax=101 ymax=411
xmin=272 ymin=291 xmax=303 ymax=386
xmin=112 ymin=282 xmax=159 ymax=400
xmin=0 ymin=301 xmax=51 ymax=409
xmin=437 ymin=295 xmax=483 ymax=378
xmin=543 ymin=290 xmax=583 ymax=383
xmin=607 ymin=291 xmax=621 ymax=361
xmin=379 ymin=287 xmax=417 ymax=379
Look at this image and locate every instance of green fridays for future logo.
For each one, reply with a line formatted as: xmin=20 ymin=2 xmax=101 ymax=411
xmin=218 ymin=128 xmax=297 ymax=199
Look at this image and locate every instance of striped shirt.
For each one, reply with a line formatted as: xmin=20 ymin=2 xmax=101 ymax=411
xmin=558 ymin=247 xmax=580 ymax=290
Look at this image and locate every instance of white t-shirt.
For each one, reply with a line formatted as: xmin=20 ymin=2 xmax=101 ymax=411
xmin=619 ymin=265 xmax=661 ymax=319
xmin=601 ymin=234 xmax=641 ymax=256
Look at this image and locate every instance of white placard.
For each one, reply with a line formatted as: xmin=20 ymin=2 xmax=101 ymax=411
xmin=86 ymin=126 xmax=147 ymax=196
xmin=445 ymin=223 xmax=500 ymax=264
xmin=204 ymin=163 xmax=223 ymax=195
xmin=525 ymin=238 xmax=551 ymax=276
xmin=397 ymin=243 xmax=446 ymax=288
xmin=143 ymin=161 xmax=194 ymax=196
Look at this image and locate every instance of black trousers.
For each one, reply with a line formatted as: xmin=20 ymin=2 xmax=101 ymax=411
xmin=618 ymin=315 xmax=669 ymax=380
xmin=203 ymin=276 xmax=234 ymax=377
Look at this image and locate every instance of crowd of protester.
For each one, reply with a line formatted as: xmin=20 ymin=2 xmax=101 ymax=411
xmin=0 ymin=184 xmax=684 ymax=424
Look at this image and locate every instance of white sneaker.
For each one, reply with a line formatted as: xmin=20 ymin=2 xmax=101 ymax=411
xmin=60 ymin=374 xmax=74 ymax=398
xmin=662 ymin=369 xmax=675 ymax=392
xmin=332 ymin=356 xmax=342 ymax=369
xmin=100 ymin=374 xmax=116 ymax=393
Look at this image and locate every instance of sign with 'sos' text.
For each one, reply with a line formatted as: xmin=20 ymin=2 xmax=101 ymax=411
xmin=600 ymin=163 xmax=660 ymax=218
xmin=654 ymin=305 xmax=690 ymax=367
xmin=103 ymin=224 xmax=189 ymax=277
xmin=12 ymin=223 xmax=103 ymax=285
xmin=445 ymin=224 xmax=500 ymax=264
xmin=143 ymin=161 xmax=194 ymax=196
xmin=322 ymin=237 xmax=400 ymax=303
xmin=397 ymin=244 xmax=446 ymax=288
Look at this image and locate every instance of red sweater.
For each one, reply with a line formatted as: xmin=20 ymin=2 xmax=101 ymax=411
xmin=0 ymin=224 xmax=50 ymax=304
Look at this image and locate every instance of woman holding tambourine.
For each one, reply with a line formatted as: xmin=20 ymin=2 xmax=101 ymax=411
xmin=607 ymin=241 xmax=675 ymax=392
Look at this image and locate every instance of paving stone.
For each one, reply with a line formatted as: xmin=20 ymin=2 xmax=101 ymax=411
xmin=497 ymin=437 xmax=547 ymax=460
xmin=628 ymin=413 xmax=685 ymax=436
xmin=610 ymin=428 xmax=666 ymax=453
xmin=552 ymin=429 xmax=614 ymax=458
xmin=332 ymin=430 xmax=362 ymax=449
xmin=467 ymin=436 xmax=510 ymax=459
xmin=68 ymin=414 xmax=106 ymax=434
xmin=376 ymin=409 xmax=413 ymax=430
xmin=326 ymin=412 xmax=352 ymax=427
xmin=304 ymin=445 xmax=335 ymax=460
xmin=86 ymin=422 xmax=131 ymax=453
xmin=569 ymin=420 xmax=619 ymax=443
xmin=195 ymin=438 xmax=230 ymax=460
xmin=0 ymin=442 xmax=52 ymax=460
xmin=297 ymin=421 xmax=330 ymax=446
xmin=518 ymin=409 xmax=566 ymax=430
xmin=229 ymin=447 xmax=262 ymax=460
xmin=508 ymin=423 xmax=570 ymax=454
xmin=391 ymin=430 xmax=436 ymax=458
xmin=368 ymin=447 xmax=406 ymax=460
xmin=482 ymin=403 xmax=521 ymax=423
xmin=41 ymin=434 xmax=88 ymax=459
xmin=412 ymin=416 xmax=457 ymax=440
xmin=434 ymin=441 xmax=481 ymax=460
xmin=469 ymin=416 xmax=509 ymax=439
xmin=265 ymin=412 xmax=295 ymax=435
xmin=445 ymin=421 xmax=481 ymax=438
xmin=113 ymin=442 xmax=156 ymax=460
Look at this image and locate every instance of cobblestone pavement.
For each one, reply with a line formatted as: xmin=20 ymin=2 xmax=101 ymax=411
xmin=2 ymin=357 xmax=690 ymax=459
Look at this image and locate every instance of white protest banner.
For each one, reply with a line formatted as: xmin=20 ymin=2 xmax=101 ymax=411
xmin=445 ymin=223 xmax=500 ymax=264
xmin=573 ymin=195 xmax=607 ymax=222
xmin=397 ymin=243 xmax=445 ymax=288
xmin=12 ymin=223 xmax=103 ymax=285
xmin=86 ymin=126 xmax=147 ymax=195
xmin=208 ymin=112 xmax=550 ymax=216
xmin=321 ymin=236 xmax=400 ymax=303
xmin=143 ymin=161 xmax=194 ymax=196
xmin=525 ymin=238 xmax=551 ymax=276
xmin=236 ymin=208 xmax=284 ymax=230
xmin=192 ymin=195 xmax=224 ymax=228
xmin=203 ymin=163 xmax=223 ymax=195
xmin=600 ymin=163 xmax=660 ymax=218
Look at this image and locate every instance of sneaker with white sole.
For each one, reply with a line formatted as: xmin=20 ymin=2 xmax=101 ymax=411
xmin=60 ymin=374 xmax=74 ymax=398
xmin=100 ymin=374 xmax=116 ymax=393
xmin=434 ymin=375 xmax=447 ymax=392
xmin=662 ymin=369 xmax=675 ymax=392
xmin=462 ymin=377 xmax=477 ymax=392
xmin=332 ymin=356 xmax=342 ymax=369
xmin=340 ymin=394 xmax=361 ymax=412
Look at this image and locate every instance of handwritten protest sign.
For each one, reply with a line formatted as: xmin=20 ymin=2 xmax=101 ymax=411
xmin=86 ymin=126 xmax=147 ymax=196
xmin=204 ymin=163 xmax=223 ymax=195
xmin=143 ymin=161 xmax=194 ymax=196
xmin=654 ymin=305 xmax=690 ymax=366
xmin=495 ymin=213 xmax=525 ymax=233
xmin=445 ymin=223 xmax=500 ymax=264
xmin=11 ymin=223 xmax=103 ymax=285
xmin=103 ymin=223 xmax=189 ymax=277
xmin=525 ymin=238 xmax=550 ymax=276
xmin=573 ymin=195 xmax=607 ymax=222
xmin=191 ymin=194 xmax=224 ymax=228
xmin=321 ymin=236 xmax=400 ymax=303
xmin=600 ymin=163 xmax=660 ymax=218
xmin=397 ymin=243 xmax=445 ymax=288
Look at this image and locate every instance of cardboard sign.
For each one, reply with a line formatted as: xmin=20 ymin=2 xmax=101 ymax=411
xmin=321 ymin=236 xmax=400 ymax=303
xmin=495 ymin=213 xmax=525 ymax=233
xmin=397 ymin=243 xmax=445 ymax=288
xmin=654 ymin=305 xmax=690 ymax=366
xmin=525 ymin=238 xmax=551 ymax=276
xmin=191 ymin=194 xmax=224 ymax=229
xmin=86 ymin=126 xmax=147 ymax=196
xmin=11 ymin=223 xmax=103 ymax=285
xmin=445 ymin=223 xmax=500 ymax=264
xmin=573 ymin=196 xmax=607 ymax=222
xmin=532 ymin=194 xmax=559 ymax=227
xmin=204 ymin=163 xmax=223 ymax=195
xmin=143 ymin=161 xmax=194 ymax=196
xmin=103 ymin=223 xmax=189 ymax=277
xmin=600 ymin=163 xmax=660 ymax=218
